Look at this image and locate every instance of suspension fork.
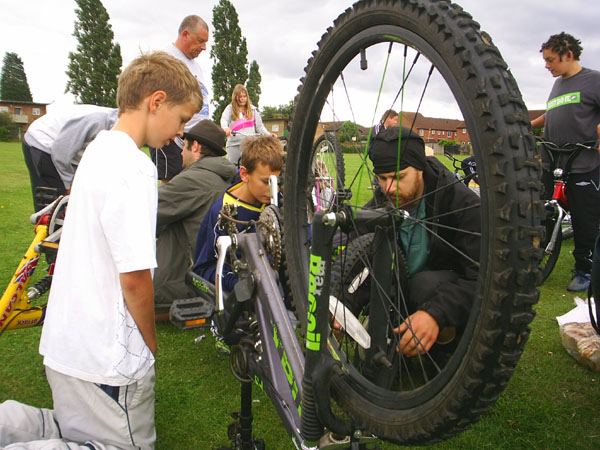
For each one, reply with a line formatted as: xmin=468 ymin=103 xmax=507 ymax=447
xmin=364 ymin=225 xmax=395 ymax=380
xmin=301 ymin=208 xmax=400 ymax=443
xmin=301 ymin=211 xmax=341 ymax=444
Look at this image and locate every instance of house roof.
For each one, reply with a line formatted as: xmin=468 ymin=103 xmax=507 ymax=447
xmin=0 ymin=100 xmax=49 ymax=106
xmin=401 ymin=112 xmax=463 ymax=131
xmin=308 ymin=108 xmax=545 ymax=135
xmin=528 ymin=109 xmax=545 ymax=121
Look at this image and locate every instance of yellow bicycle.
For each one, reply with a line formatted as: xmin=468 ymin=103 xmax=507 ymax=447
xmin=0 ymin=196 xmax=67 ymax=334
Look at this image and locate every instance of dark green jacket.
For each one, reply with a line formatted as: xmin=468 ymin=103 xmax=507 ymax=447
xmin=154 ymin=156 xmax=236 ymax=311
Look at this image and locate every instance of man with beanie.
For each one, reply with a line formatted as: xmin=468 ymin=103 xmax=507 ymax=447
xmin=352 ymin=126 xmax=480 ymax=357
xmin=154 ymin=120 xmax=236 ymax=320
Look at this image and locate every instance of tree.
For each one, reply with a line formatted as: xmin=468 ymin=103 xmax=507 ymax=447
xmin=437 ymin=139 xmax=460 ymax=147
xmin=246 ymin=60 xmax=261 ymax=107
xmin=210 ymin=0 xmax=254 ymax=122
xmin=337 ymin=121 xmax=360 ymax=143
xmin=0 ymin=52 xmax=33 ymax=102
xmin=261 ymin=99 xmax=295 ymax=119
xmin=65 ymin=0 xmax=122 ymax=107
xmin=0 ymin=112 xmax=19 ymax=141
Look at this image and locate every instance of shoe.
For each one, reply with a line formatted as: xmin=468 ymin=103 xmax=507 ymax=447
xmin=567 ymin=270 xmax=591 ymax=292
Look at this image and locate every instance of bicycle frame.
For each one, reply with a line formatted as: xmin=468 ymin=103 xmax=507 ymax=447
xmin=0 ymin=224 xmax=47 ymax=332
xmin=215 ymin=206 xmax=395 ymax=449
xmin=232 ymin=232 xmax=306 ymax=446
xmin=538 ymin=139 xmax=592 ymax=256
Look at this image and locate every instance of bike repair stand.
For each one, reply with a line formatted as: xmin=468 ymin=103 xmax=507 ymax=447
xmin=216 ymin=277 xmax=265 ymax=450
xmin=216 ymin=376 xmax=265 ymax=450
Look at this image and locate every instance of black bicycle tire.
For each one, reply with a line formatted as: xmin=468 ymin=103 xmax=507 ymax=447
xmin=330 ymin=233 xmax=378 ymax=310
xmin=283 ymin=0 xmax=541 ymax=445
xmin=539 ymin=213 xmax=563 ymax=283
xmin=329 ymin=231 xmax=410 ymax=348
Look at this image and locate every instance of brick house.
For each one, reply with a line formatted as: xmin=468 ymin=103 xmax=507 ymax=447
xmin=400 ymin=112 xmax=467 ymax=144
xmin=271 ymin=108 xmax=546 ymax=148
xmin=0 ymin=100 xmax=48 ymax=139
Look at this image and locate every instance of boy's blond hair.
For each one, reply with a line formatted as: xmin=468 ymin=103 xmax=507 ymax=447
xmin=117 ymin=51 xmax=202 ymax=114
xmin=240 ymin=135 xmax=284 ymax=173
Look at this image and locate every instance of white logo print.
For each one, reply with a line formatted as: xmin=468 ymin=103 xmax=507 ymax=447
xmin=576 ymin=180 xmax=600 ymax=191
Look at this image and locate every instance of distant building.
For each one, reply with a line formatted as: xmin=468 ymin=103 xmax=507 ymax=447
xmin=0 ymin=100 xmax=48 ymax=139
xmin=288 ymin=108 xmax=545 ymax=150
xmin=262 ymin=116 xmax=289 ymax=138
xmin=400 ymin=112 xmax=467 ymax=144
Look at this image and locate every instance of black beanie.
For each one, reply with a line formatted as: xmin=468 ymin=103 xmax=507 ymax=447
xmin=370 ymin=126 xmax=427 ymax=174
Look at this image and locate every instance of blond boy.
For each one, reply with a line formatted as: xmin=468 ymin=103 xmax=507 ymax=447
xmin=0 ymin=51 xmax=201 ymax=450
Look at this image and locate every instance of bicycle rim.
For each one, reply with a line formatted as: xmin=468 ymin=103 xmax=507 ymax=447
xmin=283 ymin=0 xmax=542 ymax=444
xmin=311 ymin=133 xmax=346 ymax=213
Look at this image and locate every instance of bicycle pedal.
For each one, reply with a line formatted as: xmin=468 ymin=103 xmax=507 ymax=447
xmin=169 ymin=297 xmax=214 ymax=329
xmin=215 ymin=339 xmax=231 ymax=355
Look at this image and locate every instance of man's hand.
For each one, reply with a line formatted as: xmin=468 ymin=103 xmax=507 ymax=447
xmin=394 ymin=310 xmax=439 ymax=357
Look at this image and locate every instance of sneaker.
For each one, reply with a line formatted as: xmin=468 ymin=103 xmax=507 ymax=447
xmin=567 ymin=270 xmax=591 ymax=292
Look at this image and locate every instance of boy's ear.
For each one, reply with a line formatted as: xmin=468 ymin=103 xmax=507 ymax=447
xmin=239 ymin=166 xmax=249 ymax=183
xmin=149 ymin=90 xmax=167 ymax=113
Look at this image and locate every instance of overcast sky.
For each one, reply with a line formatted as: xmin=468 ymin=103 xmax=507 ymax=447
xmin=1 ymin=0 xmax=599 ymax=125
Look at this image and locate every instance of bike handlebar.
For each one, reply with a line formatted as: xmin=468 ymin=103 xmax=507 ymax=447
xmin=536 ymin=137 xmax=600 ymax=173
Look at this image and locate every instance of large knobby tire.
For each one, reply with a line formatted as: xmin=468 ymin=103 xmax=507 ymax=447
xmin=283 ymin=0 xmax=542 ymax=445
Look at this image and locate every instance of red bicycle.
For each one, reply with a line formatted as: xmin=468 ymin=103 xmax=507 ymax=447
xmin=538 ymin=138 xmax=598 ymax=283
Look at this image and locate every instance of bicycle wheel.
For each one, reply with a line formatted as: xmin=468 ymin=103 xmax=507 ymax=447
xmin=539 ymin=204 xmax=563 ymax=283
xmin=283 ymin=0 xmax=541 ymax=444
xmin=311 ymin=133 xmax=346 ymax=212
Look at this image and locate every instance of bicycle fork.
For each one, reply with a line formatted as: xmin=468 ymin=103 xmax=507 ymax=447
xmin=544 ymin=200 xmax=566 ymax=254
xmin=302 ymin=209 xmax=395 ymax=448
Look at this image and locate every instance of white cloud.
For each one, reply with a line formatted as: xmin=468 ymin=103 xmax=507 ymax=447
xmin=1 ymin=0 xmax=598 ymax=124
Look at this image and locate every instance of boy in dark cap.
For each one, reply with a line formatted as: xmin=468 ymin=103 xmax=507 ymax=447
xmin=351 ymin=126 xmax=480 ymax=357
xmin=154 ymin=120 xmax=237 ymax=319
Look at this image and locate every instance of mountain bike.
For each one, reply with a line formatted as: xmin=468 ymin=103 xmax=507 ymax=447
xmin=0 ymin=196 xmax=67 ymax=335
xmin=283 ymin=0 xmax=542 ymax=445
xmin=444 ymin=151 xmax=480 ymax=195
xmin=537 ymin=138 xmax=598 ymax=283
xmin=311 ymin=132 xmax=346 ymax=212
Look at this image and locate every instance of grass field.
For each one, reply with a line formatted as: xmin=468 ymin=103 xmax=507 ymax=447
xmin=1 ymin=142 xmax=599 ymax=449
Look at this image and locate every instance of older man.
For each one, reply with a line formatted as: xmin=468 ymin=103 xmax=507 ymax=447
xmin=150 ymin=15 xmax=211 ymax=182
xmin=154 ymin=120 xmax=236 ymax=320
